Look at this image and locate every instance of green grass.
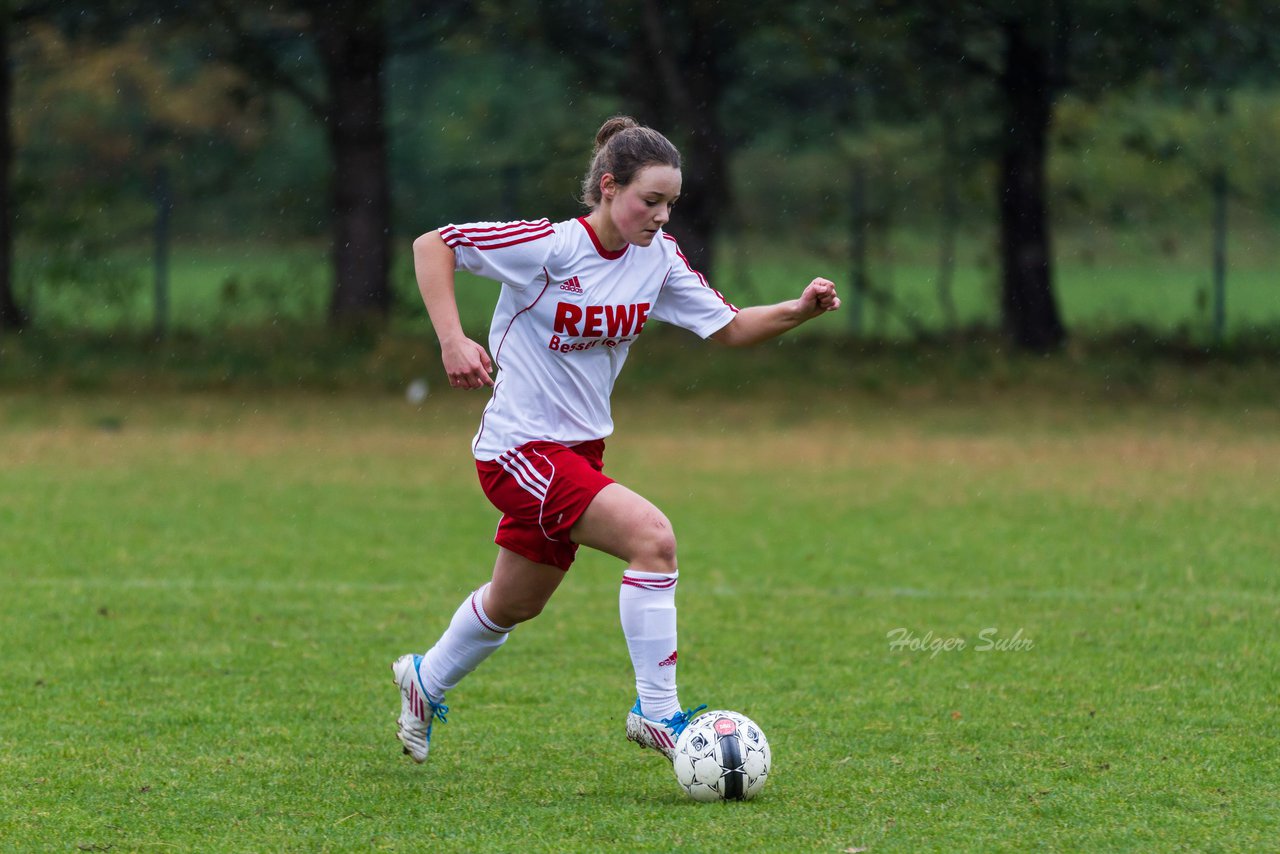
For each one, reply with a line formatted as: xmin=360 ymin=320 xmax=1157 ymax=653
xmin=16 ymin=242 xmax=329 ymax=332
xmin=2 ymin=391 xmax=1278 ymax=851
xmin=13 ymin=222 xmax=1280 ymax=340
xmin=731 ymin=225 xmax=1280 ymax=341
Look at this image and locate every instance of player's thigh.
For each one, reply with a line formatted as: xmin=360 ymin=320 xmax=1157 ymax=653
xmin=569 ymin=482 xmax=676 ymax=566
xmin=485 ymin=546 xmax=566 ymax=624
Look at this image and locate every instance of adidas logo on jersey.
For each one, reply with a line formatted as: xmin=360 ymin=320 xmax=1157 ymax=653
xmin=559 ymin=276 xmax=584 ymax=294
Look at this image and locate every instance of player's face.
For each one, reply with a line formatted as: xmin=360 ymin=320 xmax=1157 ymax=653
xmin=610 ymin=165 xmax=682 ymax=247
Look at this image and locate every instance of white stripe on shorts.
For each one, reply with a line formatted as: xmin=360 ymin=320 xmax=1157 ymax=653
xmin=502 ymin=450 xmax=552 ymax=494
xmin=499 ymin=451 xmax=548 ymax=501
xmin=506 ymin=449 xmax=552 ymax=492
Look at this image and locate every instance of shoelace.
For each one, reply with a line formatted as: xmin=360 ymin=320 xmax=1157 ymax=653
xmin=424 ymin=701 xmax=449 ymax=738
xmin=663 ymin=704 xmax=707 ymax=738
xmin=412 ymin=655 xmax=448 ymax=731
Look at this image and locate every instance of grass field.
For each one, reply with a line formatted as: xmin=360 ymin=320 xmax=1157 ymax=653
xmin=2 ymin=389 xmax=1278 ymax=851
xmin=14 ymin=222 xmax=1280 ymax=340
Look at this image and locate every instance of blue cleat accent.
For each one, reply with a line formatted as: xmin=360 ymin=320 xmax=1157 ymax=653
xmin=626 ymin=698 xmax=707 ymax=761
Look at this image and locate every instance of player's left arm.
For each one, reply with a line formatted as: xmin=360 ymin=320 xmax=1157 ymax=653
xmin=709 ymin=278 xmax=840 ymax=347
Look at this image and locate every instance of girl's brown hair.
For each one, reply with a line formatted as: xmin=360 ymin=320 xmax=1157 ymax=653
xmin=580 ymin=116 xmax=681 ymax=208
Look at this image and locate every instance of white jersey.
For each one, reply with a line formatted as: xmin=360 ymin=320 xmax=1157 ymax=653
xmin=440 ymin=216 xmax=737 ymax=460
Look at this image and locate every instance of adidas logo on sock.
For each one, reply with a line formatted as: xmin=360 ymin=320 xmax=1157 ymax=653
xmin=658 ymin=650 xmax=678 ymax=667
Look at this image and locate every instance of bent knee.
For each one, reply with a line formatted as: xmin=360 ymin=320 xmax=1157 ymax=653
xmin=633 ymin=515 xmax=678 ymax=573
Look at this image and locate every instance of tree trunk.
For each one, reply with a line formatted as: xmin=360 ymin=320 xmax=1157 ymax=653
xmin=672 ymin=118 xmax=727 ymax=282
xmin=636 ymin=0 xmax=727 ymax=282
xmin=316 ymin=4 xmax=391 ymax=326
xmin=848 ymin=159 xmax=868 ymax=336
xmin=0 ymin=10 xmax=24 ymax=332
xmin=997 ymin=20 xmax=1065 ymax=352
xmin=937 ymin=103 xmax=959 ymax=332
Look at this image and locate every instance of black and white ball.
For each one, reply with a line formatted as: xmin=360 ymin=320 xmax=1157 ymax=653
xmin=672 ymin=710 xmax=771 ymax=801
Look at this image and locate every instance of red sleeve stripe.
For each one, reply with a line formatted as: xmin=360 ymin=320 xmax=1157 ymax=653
xmin=459 ymin=219 xmax=551 ymax=235
xmin=441 ymin=220 xmax=553 ymax=251
xmin=662 ymin=234 xmax=738 ymax=312
xmin=440 ymin=222 xmax=550 ymax=248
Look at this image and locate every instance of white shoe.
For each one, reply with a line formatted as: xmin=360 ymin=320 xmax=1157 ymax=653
xmin=392 ymin=654 xmax=448 ymax=763
xmin=625 ymin=698 xmax=707 ymax=762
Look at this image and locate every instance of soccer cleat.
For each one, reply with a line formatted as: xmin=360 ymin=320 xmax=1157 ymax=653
xmin=625 ymin=698 xmax=708 ymax=762
xmin=391 ymin=653 xmax=448 ymax=763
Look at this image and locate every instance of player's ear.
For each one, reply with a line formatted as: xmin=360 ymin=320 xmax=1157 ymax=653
xmin=600 ymin=173 xmax=618 ymax=201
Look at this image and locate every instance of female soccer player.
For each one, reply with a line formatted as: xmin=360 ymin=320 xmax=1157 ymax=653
xmin=394 ymin=116 xmax=839 ymax=765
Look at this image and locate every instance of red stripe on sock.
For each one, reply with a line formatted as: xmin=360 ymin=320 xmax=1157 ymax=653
xmin=621 ymin=575 xmax=677 ymax=591
xmin=471 ymin=592 xmax=511 ymax=634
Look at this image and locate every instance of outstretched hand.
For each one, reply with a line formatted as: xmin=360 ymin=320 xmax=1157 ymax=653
xmin=795 ymin=278 xmax=841 ymax=320
xmin=442 ymin=336 xmax=495 ymax=389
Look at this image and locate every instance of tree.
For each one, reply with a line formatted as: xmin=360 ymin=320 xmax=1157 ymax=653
xmin=629 ymin=0 xmax=736 ymax=279
xmin=739 ymin=2 xmax=985 ymax=337
xmin=993 ymin=14 xmax=1065 ymax=352
xmin=209 ymin=1 xmax=393 ymax=327
xmin=1120 ymin=2 xmax=1280 ymax=344
xmin=892 ymin=3 xmax=1069 ymax=351
xmin=485 ymin=0 xmax=749 ymax=282
xmin=209 ymin=0 xmax=482 ymax=326
xmin=10 ymin=0 xmax=470 ymax=331
xmin=892 ymin=1 xmax=1280 ymax=351
xmin=13 ymin=18 xmax=260 ymax=332
xmin=0 ymin=1 xmax=60 ymax=331
xmin=0 ymin=6 xmax=18 ymax=330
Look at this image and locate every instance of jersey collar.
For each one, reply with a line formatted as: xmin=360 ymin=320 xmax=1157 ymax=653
xmin=577 ymin=217 xmax=629 ymax=261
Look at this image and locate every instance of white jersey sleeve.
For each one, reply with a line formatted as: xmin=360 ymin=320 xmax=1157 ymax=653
xmin=439 ymin=219 xmax=556 ymax=289
xmin=650 ymin=233 xmax=738 ymax=339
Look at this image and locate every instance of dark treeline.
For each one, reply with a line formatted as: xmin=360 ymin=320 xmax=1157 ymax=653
xmin=2 ymin=1 xmax=1277 ymax=350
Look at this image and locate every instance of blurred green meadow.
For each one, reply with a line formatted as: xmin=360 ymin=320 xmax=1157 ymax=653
xmin=1 ymin=390 xmax=1277 ymax=851
xmin=13 ymin=222 xmax=1280 ymax=341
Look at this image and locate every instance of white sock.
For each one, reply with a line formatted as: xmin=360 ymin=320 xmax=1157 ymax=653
xmin=420 ymin=584 xmax=512 ymax=702
xmin=619 ymin=569 xmax=681 ymax=721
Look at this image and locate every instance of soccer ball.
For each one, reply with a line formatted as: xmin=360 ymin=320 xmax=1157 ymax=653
xmin=672 ymin=710 xmax=771 ymax=802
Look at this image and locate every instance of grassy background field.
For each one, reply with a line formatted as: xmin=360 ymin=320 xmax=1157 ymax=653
xmin=2 ymin=387 xmax=1277 ymax=851
xmin=15 ymin=222 xmax=1280 ymax=340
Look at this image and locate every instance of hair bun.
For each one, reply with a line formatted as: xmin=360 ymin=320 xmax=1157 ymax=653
xmin=595 ymin=115 xmax=640 ymax=150
xmin=579 ymin=116 xmax=680 ymax=208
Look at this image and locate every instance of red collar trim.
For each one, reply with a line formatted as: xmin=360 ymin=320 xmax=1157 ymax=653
xmin=577 ymin=217 xmax=628 ymax=260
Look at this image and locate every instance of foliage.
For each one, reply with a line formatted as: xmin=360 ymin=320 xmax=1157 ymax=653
xmin=6 ymin=4 xmax=1280 ymax=335
xmin=14 ymin=21 xmax=262 ymax=204
xmin=388 ymin=41 xmax=622 ymax=230
xmin=1059 ymin=87 xmax=1280 ymax=222
xmin=11 ymin=19 xmax=265 ymax=319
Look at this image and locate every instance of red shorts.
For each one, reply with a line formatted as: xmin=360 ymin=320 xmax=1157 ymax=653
xmin=475 ymin=440 xmax=614 ymax=571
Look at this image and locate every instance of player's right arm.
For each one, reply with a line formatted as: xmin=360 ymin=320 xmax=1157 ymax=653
xmin=413 ymin=230 xmax=494 ymax=390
